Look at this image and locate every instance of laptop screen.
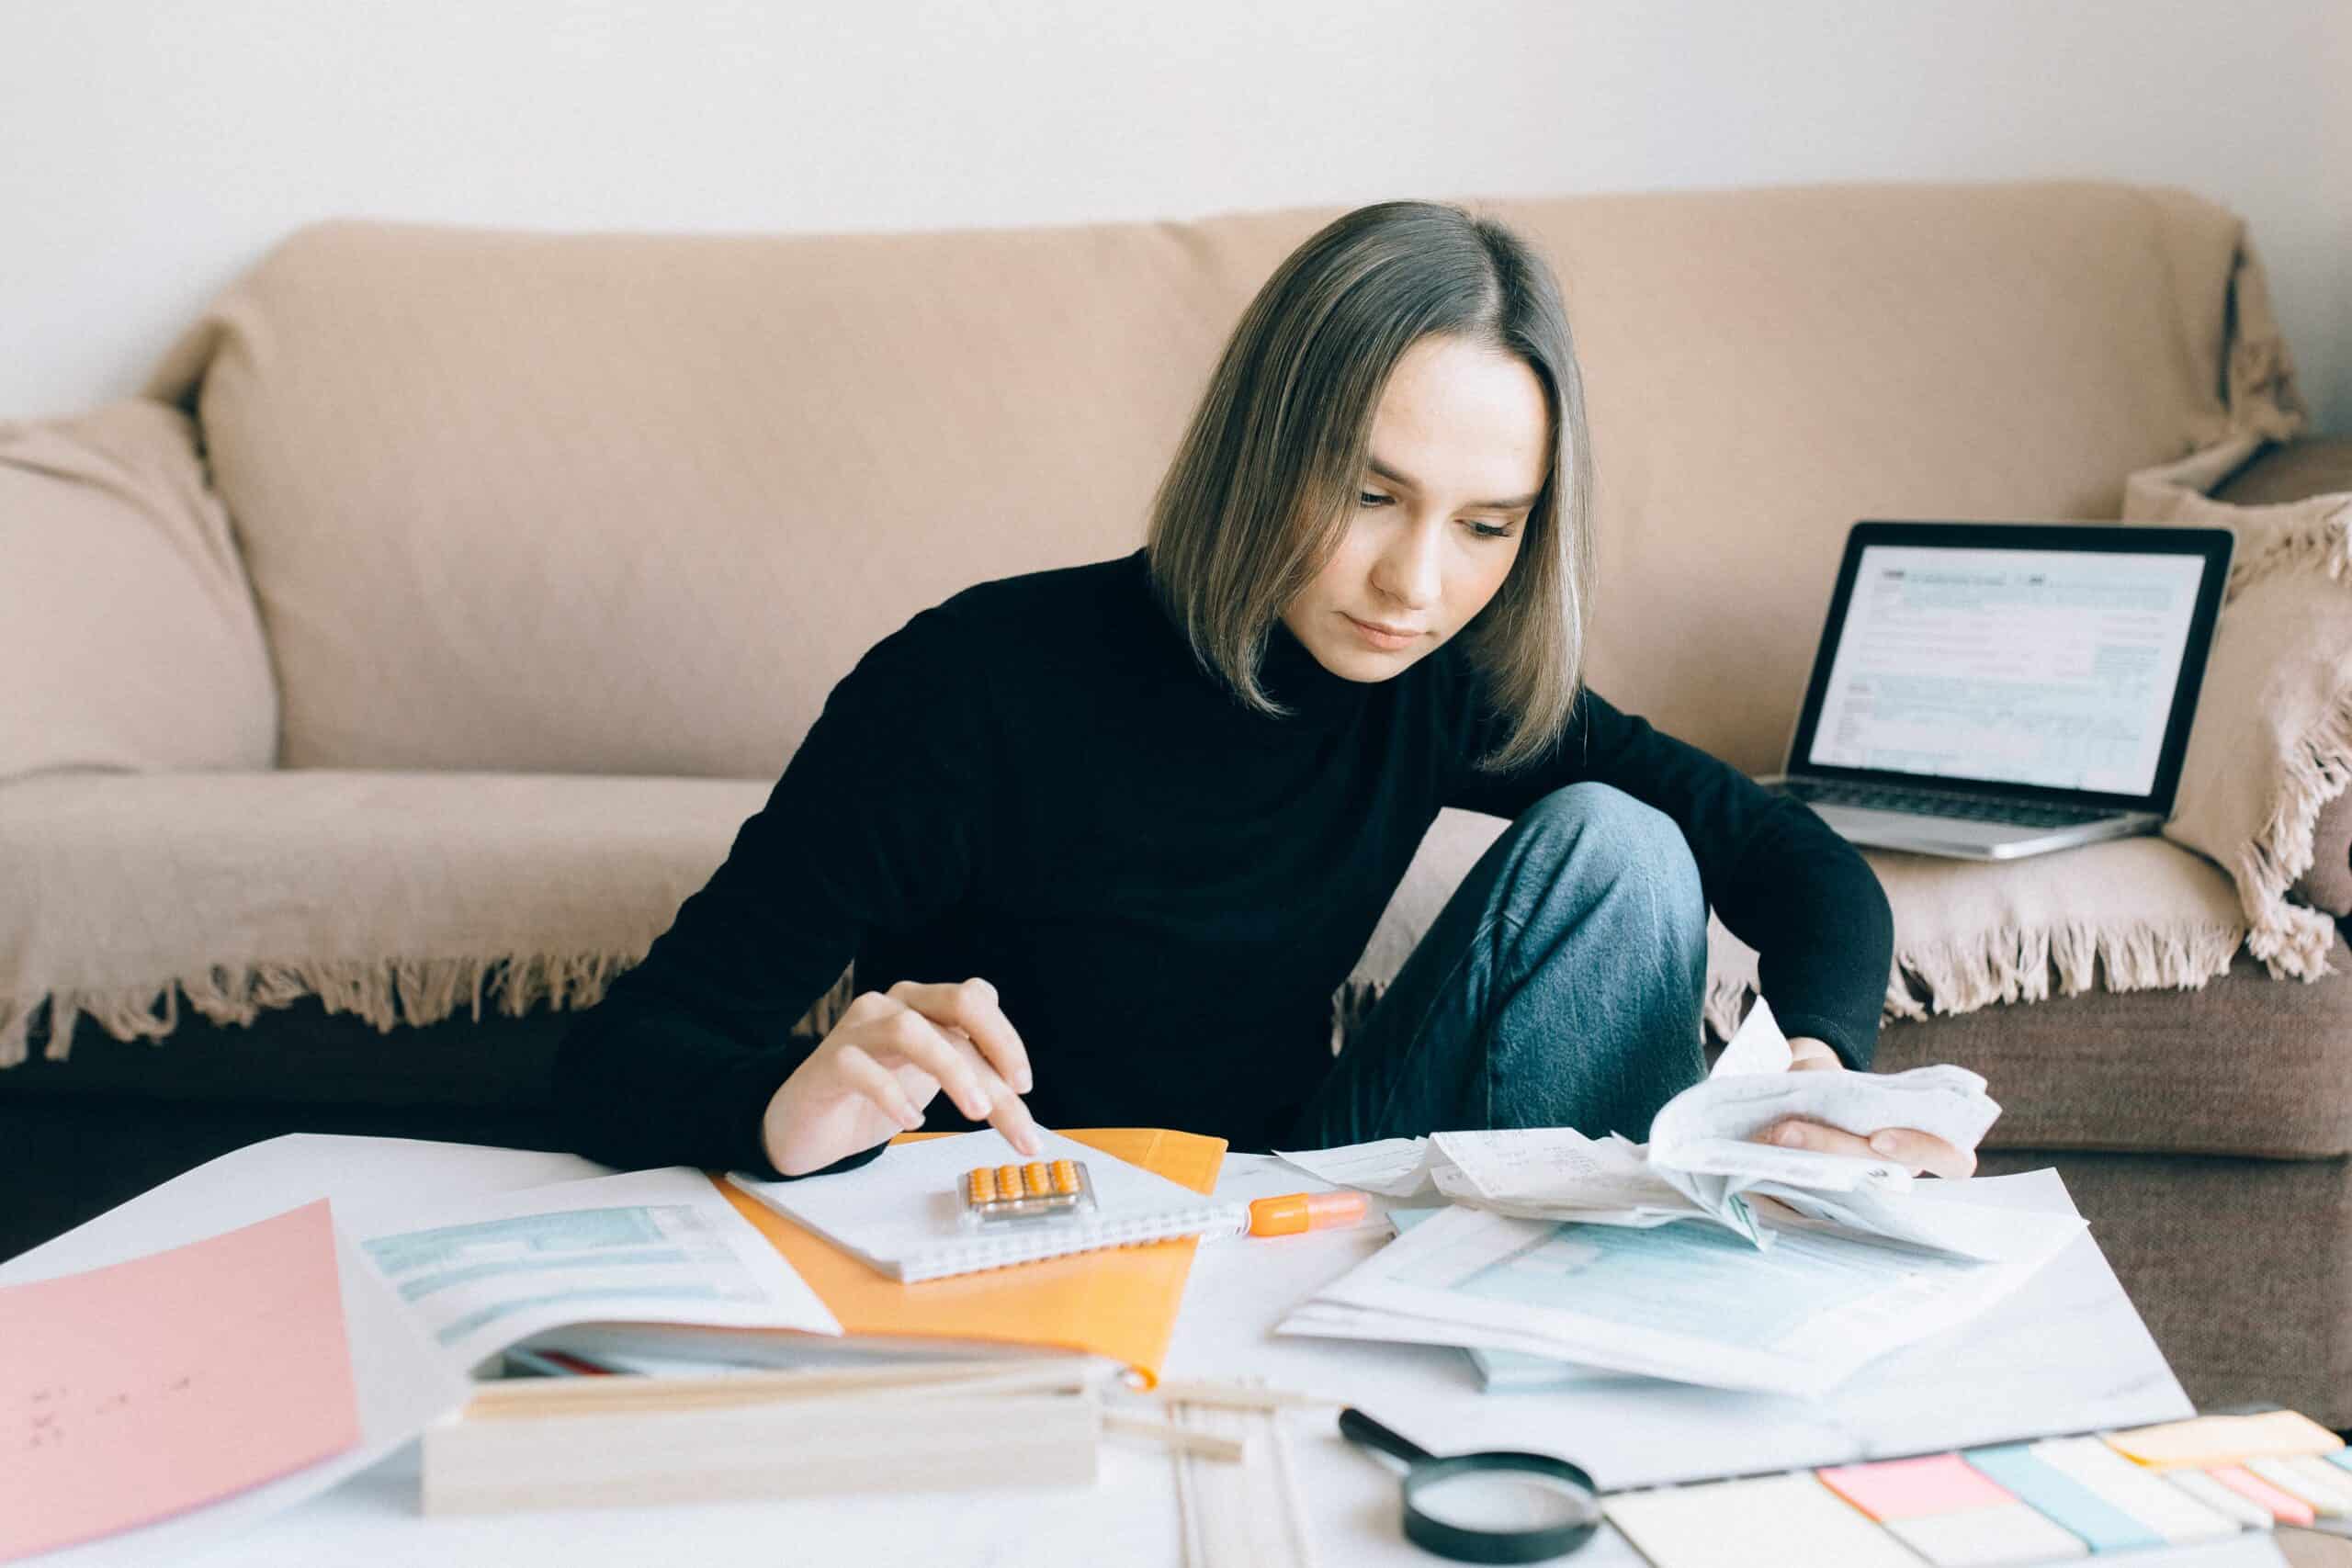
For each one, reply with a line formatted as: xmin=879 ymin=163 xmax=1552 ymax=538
xmin=1788 ymin=524 xmax=2233 ymax=808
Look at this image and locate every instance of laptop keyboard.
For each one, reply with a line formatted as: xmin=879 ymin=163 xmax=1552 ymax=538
xmin=1776 ymin=778 xmax=2120 ymax=830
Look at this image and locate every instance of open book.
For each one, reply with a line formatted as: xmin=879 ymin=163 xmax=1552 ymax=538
xmin=1278 ymin=998 xmax=2011 ymax=1258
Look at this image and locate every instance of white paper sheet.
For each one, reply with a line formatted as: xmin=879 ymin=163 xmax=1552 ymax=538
xmin=1710 ymin=994 xmax=1798 ymax=1077
xmin=1268 ymin=1136 xmax=1433 ymax=1197
xmin=359 ymin=1166 xmax=840 ymax=1369
xmin=0 ymin=1141 xmax=483 ymax=1568
xmin=1280 ymin=1191 xmax=2083 ymax=1399
xmin=1275 ymin=998 xmax=2012 ymax=1258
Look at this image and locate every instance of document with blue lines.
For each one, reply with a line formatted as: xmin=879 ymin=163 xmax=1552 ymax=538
xmin=360 ymin=1167 xmax=839 ymax=1369
xmin=1284 ymin=1190 xmax=2079 ymax=1400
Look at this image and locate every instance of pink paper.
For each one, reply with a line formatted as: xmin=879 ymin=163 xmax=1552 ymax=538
xmin=0 ymin=1198 xmax=362 ymax=1562
xmin=1818 ymin=1452 xmax=2019 ymax=1521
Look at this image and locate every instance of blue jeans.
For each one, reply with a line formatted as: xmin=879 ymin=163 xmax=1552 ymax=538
xmin=1286 ymin=784 xmax=1711 ymax=1145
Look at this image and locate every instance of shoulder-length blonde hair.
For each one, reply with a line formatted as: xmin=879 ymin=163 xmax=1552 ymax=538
xmin=1145 ymin=199 xmax=1594 ymax=773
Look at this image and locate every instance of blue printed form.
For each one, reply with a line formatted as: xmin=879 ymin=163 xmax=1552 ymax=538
xmin=360 ymin=1167 xmax=839 ymax=1368
xmin=1287 ymin=1198 xmax=2082 ymax=1399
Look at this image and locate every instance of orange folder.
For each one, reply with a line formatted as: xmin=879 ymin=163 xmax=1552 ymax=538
xmin=714 ymin=1127 xmax=1227 ymax=1381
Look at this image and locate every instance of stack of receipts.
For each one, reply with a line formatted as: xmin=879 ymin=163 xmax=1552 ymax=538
xmin=1273 ymin=1000 xmax=2092 ymax=1397
xmin=1280 ymin=998 xmax=2017 ymax=1258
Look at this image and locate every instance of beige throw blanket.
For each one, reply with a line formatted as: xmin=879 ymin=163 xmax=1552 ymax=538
xmin=2125 ymin=436 xmax=2352 ymax=980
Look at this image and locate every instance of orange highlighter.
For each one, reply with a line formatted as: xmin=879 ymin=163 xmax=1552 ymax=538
xmin=1240 ymin=1190 xmax=1369 ymax=1237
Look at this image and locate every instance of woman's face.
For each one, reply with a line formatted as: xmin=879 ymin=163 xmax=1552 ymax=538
xmin=1281 ymin=333 xmax=1549 ymax=683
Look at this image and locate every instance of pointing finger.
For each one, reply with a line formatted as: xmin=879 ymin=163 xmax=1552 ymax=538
xmin=892 ymin=977 xmax=1034 ymax=1095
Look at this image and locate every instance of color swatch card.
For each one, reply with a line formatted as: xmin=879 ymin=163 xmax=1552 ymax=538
xmin=2023 ymin=1438 xmax=2240 ymax=1545
xmin=2206 ymin=1465 xmax=2315 ymax=1527
xmin=0 ymin=1199 xmax=362 ymax=1562
xmin=1605 ymin=1473 xmax=1919 ymax=1568
xmin=1819 ymin=1453 xmax=2086 ymax=1566
xmin=1594 ymin=1411 xmax=2351 ymax=1568
xmin=2105 ymin=1408 xmax=2344 ymax=1469
xmin=2247 ymin=1453 xmax=2352 ymax=1517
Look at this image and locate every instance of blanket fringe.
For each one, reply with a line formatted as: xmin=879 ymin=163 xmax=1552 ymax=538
xmin=1884 ymin=918 xmax=2245 ymax=1018
xmin=2125 ymin=438 xmax=2352 ymax=978
xmin=0 ymin=953 xmax=861 ymax=1068
xmin=2235 ymin=673 xmax=2352 ymax=979
xmin=1334 ymin=911 xmax=2248 ymax=1055
xmin=1703 ymin=972 xmax=1752 ymax=1043
xmin=2227 ymin=491 xmax=2352 ymax=597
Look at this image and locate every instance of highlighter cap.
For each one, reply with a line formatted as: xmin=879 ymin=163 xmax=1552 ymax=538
xmin=1247 ymin=1190 xmax=1369 ymax=1236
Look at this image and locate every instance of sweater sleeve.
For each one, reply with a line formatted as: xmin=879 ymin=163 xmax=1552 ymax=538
xmin=550 ymin=603 xmax=998 ymax=1175
xmin=1447 ymin=689 xmax=1893 ymax=1070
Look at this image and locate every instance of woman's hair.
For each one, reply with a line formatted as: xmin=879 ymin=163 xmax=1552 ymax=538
xmin=1145 ymin=199 xmax=1595 ymax=773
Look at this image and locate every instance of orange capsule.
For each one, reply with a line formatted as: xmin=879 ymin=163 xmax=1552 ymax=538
xmin=997 ymin=1165 xmax=1024 ymax=1199
xmin=1049 ymin=1159 xmax=1080 ymax=1195
xmin=1022 ymin=1162 xmax=1050 ymax=1196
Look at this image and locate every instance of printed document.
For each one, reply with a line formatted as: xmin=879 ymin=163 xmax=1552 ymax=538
xmin=1279 ymin=998 xmax=2014 ymax=1258
xmin=361 ymin=1167 xmax=840 ymax=1369
xmin=1281 ymin=1196 xmax=2081 ymax=1399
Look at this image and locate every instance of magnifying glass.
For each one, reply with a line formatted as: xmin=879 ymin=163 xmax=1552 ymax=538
xmin=1340 ymin=1406 xmax=1602 ymax=1563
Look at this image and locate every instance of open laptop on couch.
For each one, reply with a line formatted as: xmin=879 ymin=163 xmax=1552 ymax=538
xmin=1761 ymin=521 xmax=2233 ymax=861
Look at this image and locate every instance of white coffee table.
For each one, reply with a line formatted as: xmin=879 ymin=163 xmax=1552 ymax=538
xmin=18 ymin=1140 xmax=2293 ymax=1568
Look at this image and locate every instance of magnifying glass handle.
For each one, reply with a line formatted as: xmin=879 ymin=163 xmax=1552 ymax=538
xmin=1339 ymin=1406 xmax=1436 ymax=1467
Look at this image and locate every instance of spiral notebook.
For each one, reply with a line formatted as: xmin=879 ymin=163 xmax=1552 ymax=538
xmin=728 ymin=1129 xmax=1247 ymax=1282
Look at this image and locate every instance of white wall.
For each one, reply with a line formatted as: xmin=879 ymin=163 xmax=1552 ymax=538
xmin=6 ymin=0 xmax=2347 ymax=432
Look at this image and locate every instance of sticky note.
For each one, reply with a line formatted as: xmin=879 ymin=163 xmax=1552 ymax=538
xmin=2104 ymin=1410 xmax=2344 ymax=1470
xmin=2028 ymin=1438 xmax=2240 ymax=1544
xmin=0 ymin=1200 xmax=361 ymax=1562
xmin=1819 ymin=1453 xmax=2019 ymax=1521
xmin=2164 ymin=1470 xmax=2273 ymax=1530
xmin=1962 ymin=1444 xmax=2161 ymax=1552
xmin=1605 ymin=1473 xmax=1918 ymax=1568
xmin=1886 ymin=1504 xmax=2089 ymax=1566
xmin=2211 ymin=1465 xmax=2317 ymax=1527
xmin=2250 ymin=1454 xmax=2352 ymax=1516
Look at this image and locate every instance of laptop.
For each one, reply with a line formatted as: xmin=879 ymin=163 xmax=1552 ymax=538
xmin=1761 ymin=521 xmax=2234 ymax=861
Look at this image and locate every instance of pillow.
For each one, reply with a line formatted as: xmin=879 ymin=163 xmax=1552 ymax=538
xmin=2124 ymin=436 xmax=2352 ymax=976
xmin=0 ymin=400 xmax=277 ymax=779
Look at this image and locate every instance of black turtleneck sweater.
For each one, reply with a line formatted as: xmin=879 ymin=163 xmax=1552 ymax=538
xmin=551 ymin=549 xmax=1892 ymax=1178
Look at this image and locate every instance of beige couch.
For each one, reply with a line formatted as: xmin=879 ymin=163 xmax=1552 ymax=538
xmin=5 ymin=180 xmax=2348 ymax=1418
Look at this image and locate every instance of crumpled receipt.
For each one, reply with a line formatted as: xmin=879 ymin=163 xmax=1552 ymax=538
xmin=1279 ymin=998 xmax=2013 ymax=1258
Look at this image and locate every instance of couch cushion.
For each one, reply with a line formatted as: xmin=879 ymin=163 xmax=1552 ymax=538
xmin=0 ymin=771 xmax=785 ymax=1066
xmin=145 ymin=183 xmax=2292 ymax=779
xmin=1894 ymin=938 xmax=2352 ymax=1159
xmin=0 ymin=401 xmax=277 ymax=779
xmin=2215 ymin=436 xmax=2352 ymax=509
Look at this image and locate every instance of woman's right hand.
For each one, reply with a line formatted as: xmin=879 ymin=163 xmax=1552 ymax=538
xmin=760 ymin=977 xmax=1040 ymax=1177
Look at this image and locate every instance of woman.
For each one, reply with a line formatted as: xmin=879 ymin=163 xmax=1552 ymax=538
xmin=552 ymin=200 xmax=1976 ymax=1185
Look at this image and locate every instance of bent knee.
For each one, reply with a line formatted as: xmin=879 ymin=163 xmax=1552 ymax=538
xmin=1516 ymin=784 xmax=1704 ymax=930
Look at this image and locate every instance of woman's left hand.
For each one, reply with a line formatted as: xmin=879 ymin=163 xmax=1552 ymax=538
xmin=1754 ymin=1036 xmax=1978 ymax=1179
